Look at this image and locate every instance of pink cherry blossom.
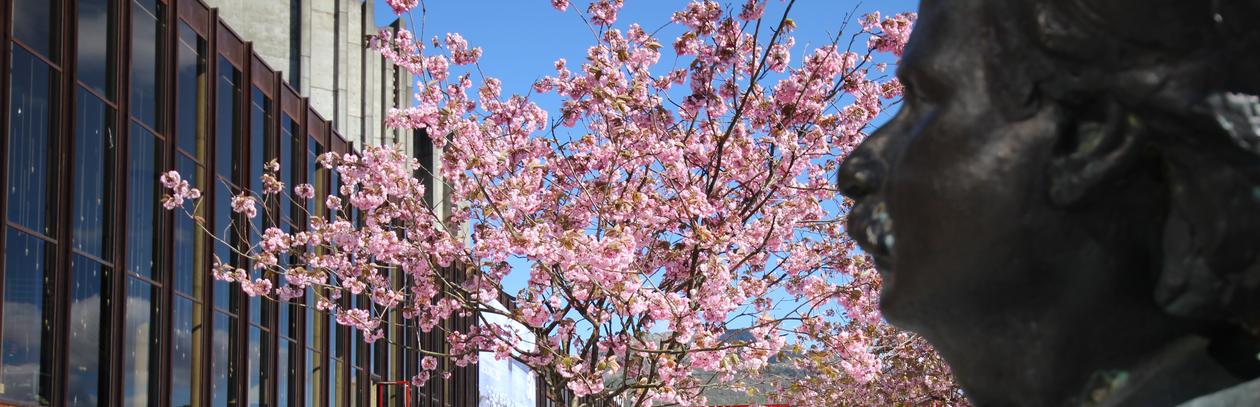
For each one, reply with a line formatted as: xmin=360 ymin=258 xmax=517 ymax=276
xmin=385 ymin=0 xmax=417 ymax=15
xmin=163 ymin=2 xmax=958 ymax=405
xmin=230 ymin=194 xmax=257 ymax=218
xmin=293 ymin=183 xmax=315 ymax=200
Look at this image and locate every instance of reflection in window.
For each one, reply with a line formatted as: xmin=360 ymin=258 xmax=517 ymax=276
xmin=247 ymin=326 xmax=271 ymax=407
xmin=0 ymin=229 xmax=54 ymax=405
xmin=211 ymin=311 xmax=237 ymax=407
xmin=170 ymin=295 xmax=204 ymax=407
xmin=249 ymin=290 xmax=271 ymax=331
xmin=173 ymin=156 xmax=206 ymax=296
xmin=124 ymin=277 xmax=161 ymax=406
xmin=307 ymin=348 xmax=322 ymax=406
xmin=249 ymin=88 xmax=270 ymax=199
xmin=213 ymin=181 xmax=241 ymax=314
xmin=131 ymin=0 xmax=165 ymax=130
xmin=328 ymin=297 xmax=343 ymax=406
xmin=328 ymin=356 xmax=340 ymax=407
xmin=72 ymin=89 xmax=115 ymax=259
xmin=279 ymin=114 xmax=297 ymax=223
xmin=128 ymin=125 xmax=164 ymax=280
xmin=7 ymin=47 xmax=59 ymax=235
xmin=308 ymin=139 xmax=324 ymax=216
xmin=277 ymin=339 xmax=293 ymax=407
xmin=248 ymin=90 xmax=271 ymax=328
xmin=177 ymin=23 xmax=207 ymax=158
xmin=13 ymin=0 xmax=60 ymax=61
xmin=67 ymin=255 xmax=112 ymax=406
xmin=216 ymin=57 xmax=240 ymax=179
xmin=77 ymin=0 xmax=114 ymax=98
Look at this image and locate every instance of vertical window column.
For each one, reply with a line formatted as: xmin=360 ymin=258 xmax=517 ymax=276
xmin=246 ymin=86 xmax=273 ymax=407
xmin=1 ymin=1 xmax=62 ymax=403
xmin=210 ymin=56 xmax=242 ymax=407
xmin=123 ymin=0 xmax=167 ymax=404
xmin=171 ymin=22 xmax=209 ymax=407
xmin=276 ymin=113 xmax=301 ymax=407
xmin=68 ymin=0 xmax=118 ymax=404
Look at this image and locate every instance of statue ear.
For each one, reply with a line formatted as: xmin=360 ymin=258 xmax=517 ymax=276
xmin=1047 ymin=99 xmax=1144 ymax=206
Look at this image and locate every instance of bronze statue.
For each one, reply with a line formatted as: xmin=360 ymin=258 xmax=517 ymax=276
xmin=837 ymin=0 xmax=1260 ymax=405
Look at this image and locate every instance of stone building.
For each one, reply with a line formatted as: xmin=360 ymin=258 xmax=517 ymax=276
xmin=0 ymin=0 xmax=470 ymax=405
xmin=204 ymin=0 xmax=413 ymax=155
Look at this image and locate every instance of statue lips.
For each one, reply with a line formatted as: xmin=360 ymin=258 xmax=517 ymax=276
xmin=838 ymin=145 xmax=896 ymax=284
xmin=846 ymin=197 xmax=895 ymax=284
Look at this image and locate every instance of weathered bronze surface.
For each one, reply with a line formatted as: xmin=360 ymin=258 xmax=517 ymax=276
xmin=837 ymin=0 xmax=1260 ymax=405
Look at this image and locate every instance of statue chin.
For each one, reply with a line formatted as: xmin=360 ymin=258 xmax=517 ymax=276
xmin=838 ymin=0 xmax=1260 ymax=405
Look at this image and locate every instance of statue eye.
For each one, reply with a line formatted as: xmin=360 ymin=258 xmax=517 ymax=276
xmin=902 ymin=81 xmax=929 ymax=105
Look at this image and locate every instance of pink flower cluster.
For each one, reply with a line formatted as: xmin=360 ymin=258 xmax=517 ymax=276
xmin=160 ymin=171 xmax=201 ymax=209
xmin=862 ymin=12 xmax=917 ymax=57
xmin=385 ymin=0 xmax=417 ymax=15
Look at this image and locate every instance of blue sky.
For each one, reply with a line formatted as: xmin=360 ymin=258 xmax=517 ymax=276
xmin=371 ymin=0 xmax=919 ymax=294
xmin=373 ymin=0 xmax=920 ymax=106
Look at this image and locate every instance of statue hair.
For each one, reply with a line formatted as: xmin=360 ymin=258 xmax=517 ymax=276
xmin=980 ymin=0 xmax=1260 ymax=327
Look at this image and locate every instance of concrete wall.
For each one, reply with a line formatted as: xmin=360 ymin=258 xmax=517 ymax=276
xmin=205 ymin=0 xmax=414 ymax=155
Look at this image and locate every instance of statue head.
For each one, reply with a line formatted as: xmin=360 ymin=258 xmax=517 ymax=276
xmin=838 ymin=0 xmax=1260 ymax=404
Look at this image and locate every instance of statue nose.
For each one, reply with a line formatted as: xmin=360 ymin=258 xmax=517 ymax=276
xmin=837 ymin=150 xmax=885 ymax=200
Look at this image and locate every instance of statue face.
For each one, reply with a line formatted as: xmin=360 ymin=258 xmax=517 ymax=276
xmin=842 ymin=0 xmax=1260 ymax=403
xmin=839 ymin=0 xmax=1088 ymax=332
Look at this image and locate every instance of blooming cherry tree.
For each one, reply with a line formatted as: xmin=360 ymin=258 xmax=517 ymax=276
xmin=166 ymin=0 xmax=963 ymax=405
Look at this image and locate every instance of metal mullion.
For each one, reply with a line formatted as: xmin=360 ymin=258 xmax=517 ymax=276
xmin=237 ymin=40 xmax=253 ymax=403
xmin=176 ymin=147 xmax=204 ymax=165
xmin=0 ymin=0 xmax=11 ymax=395
xmin=198 ymin=9 xmax=217 ymax=407
xmin=265 ymin=69 xmax=282 ymax=407
xmin=4 ymin=221 xmax=57 ymax=243
xmin=128 ymin=115 xmax=167 ymax=141
xmin=111 ymin=0 xmax=134 ymax=401
xmin=73 ymin=81 xmax=120 ymax=110
xmin=124 ymin=271 xmax=163 ymax=286
xmin=159 ymin=0 xmax=177 ymax=398
xmin=68 ymin=247 xmax=115 ymax=268
xmin=9 ymin=38 xmax=63 ymax=72
xmin=172 ymin=289 xmax=199 ymax=303
xmin=51 ymin=0 xmax=79 ymax=401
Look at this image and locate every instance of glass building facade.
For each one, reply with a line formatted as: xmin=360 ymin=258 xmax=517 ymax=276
xmin=0 ymin=0 xmax=477 ymax=405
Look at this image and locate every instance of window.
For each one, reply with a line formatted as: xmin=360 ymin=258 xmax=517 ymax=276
xmin=1 ymin=45 xmax=61 ymax=405
xmin=279 ymin=114 xmax=298 ymax=225
xmin=66 ymin=255 xmax=112 ymax=406
xmin=126 ymin=125 xmax=164 ymax=278
xmin=170 ymin=295 xmax=204 ymax=406
xmin=12 ymin=0 xmax=60 ymax=61
xmin=0 ymin=229 xmax=55 ymax=405
xmin=124 ymin=124 xmax=165 ymax=406
xmin=172 ymin=156 xmax=206 ymax=295
xmin=177 ymin=23 xmax=207 ymax=159
xmin=306 ymin=290 xmax=325 ymax=406
xmin=278 ymin=301 xmax=298 ymax=406
xmin=131 ymin=0 xmax=165 ymax=130
xmin=211 ymin=55 xmax=242 ymax=407
xmin=247 ymin=325 xmax=271 ymax=406
xmin=246 ymin=87 xmax=275 ymax=407
xmin=124 ymin=277 xmax=161 ymax=406
xmin=211 ymin=312 xmax=237 ymax=407
xmin=215 ymin=57 xmax=240 ymax=184
xmin=71 ymin=89 xmax=115 ymax=259
xmin=7 ymin=47 xmax=59 ymax=236
xmin=172 ymin=20 xmax=209 ymax=407
xmin=67 ymin=2 xmax=121 ymax=397
xmin=77 ymin=0 xmax=115 ymax=99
